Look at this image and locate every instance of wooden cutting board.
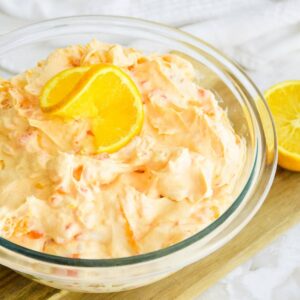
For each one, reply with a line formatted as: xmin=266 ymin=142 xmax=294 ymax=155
xmin=0 ymin=168 xmax=299 ymax=300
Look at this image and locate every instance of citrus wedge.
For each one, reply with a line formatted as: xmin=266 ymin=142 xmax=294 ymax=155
xmin=40 ymin=66 xmax=90 ymax=112
xmin=40 ymin=64 xmax=144 ymax=153
xmin=264 ymin=80 xmax=300 ymax=171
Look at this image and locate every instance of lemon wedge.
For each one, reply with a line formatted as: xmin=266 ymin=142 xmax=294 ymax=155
xmin=265 ymin=80 xmax=300 ymax=171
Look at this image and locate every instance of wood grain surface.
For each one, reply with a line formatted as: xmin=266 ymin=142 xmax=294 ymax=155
xmin=0 ymin=168 xmax=299 ymax=300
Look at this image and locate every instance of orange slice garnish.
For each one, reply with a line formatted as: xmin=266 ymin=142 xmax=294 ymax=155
xmin=40 ymin=66 xmax=90 ymax=112
xmin=40 ymin=64 xmax=144 ymax=153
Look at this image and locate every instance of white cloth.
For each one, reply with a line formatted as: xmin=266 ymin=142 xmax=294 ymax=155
xmin=0 ymin=0 xmax=300 ymax=88
xmin=0 ymin=1 xmax=299 ymax=299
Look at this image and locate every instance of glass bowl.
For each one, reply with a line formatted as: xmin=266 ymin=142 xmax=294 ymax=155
xmin=0 ymin=16 xmax=277 ymax=293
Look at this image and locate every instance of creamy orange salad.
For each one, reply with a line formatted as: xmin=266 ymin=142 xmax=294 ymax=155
xmin=0 ymin=40 xmax=246 ymax=258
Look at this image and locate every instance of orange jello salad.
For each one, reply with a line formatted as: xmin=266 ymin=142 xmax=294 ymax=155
xmin=0 ymin=40 xmax=246 ymax=258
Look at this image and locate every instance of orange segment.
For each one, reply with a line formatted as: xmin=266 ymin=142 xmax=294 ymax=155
xmin=264 ymin=80 xmax=300 ymax=171
xmin=40 ymin=66 xmax=90 ymax=111
xmin=40 ymin=64 xmax=144 ymax=153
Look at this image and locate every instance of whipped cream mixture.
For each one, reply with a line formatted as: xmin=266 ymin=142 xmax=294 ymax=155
xmin=0 ymin=40 xmax=246 ymax=258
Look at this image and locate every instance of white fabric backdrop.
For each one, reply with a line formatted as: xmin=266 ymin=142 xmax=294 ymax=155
xmin=0 ymin=1 xmax=299 ymax=299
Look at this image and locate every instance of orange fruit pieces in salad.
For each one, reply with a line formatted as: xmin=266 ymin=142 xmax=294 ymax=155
xmin=265 ymin=80 xmax=300 ymax=171
xmin=40 ymin=64 xmax=144 ymax=153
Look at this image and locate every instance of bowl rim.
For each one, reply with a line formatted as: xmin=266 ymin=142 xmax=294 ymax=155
xmin=0 ymin=15 xmax=277 ymax=267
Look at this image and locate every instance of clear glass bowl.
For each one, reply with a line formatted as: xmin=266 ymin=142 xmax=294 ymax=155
xmin=0 ymin=16 xmax=277 ymax=293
